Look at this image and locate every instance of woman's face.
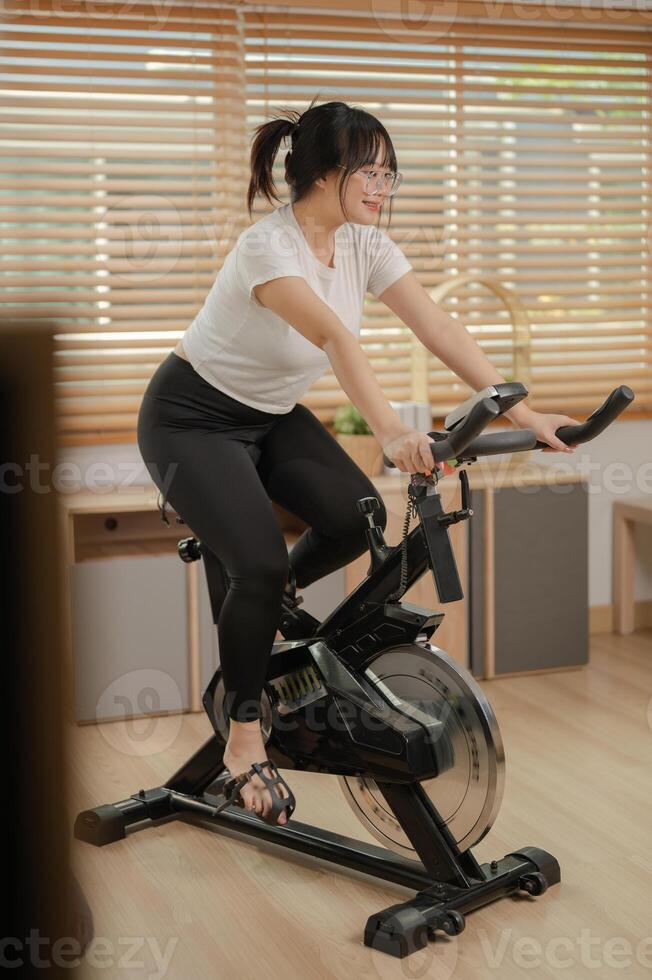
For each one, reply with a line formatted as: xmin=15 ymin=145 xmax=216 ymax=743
xmin=330 ymin=149 xmax=395 ymax=225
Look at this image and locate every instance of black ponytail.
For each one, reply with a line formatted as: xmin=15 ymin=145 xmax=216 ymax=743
xmin=246 ymin=112 xmax=300 ymax=218
xmin=246 ymin=97 xmax=398 ymax=227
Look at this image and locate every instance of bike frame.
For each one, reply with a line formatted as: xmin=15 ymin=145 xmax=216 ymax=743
xmin=283 ymin=471 xmax=464 ymax=656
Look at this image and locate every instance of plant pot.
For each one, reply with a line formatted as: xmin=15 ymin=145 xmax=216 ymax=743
xmin=335 ymin=433 xmax=385 ymax=477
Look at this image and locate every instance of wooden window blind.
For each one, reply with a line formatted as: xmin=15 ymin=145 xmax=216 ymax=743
xmin=2 ymin=1 xmax=651 ymax=445
xmin=247 ymin=7 xmax=652 ymax=419
xmin=1 ymin=0 xmax=248 ymax=444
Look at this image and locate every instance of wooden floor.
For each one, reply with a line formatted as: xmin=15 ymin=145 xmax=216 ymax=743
xmin=69 ymin=630 xmax=652 ymax=980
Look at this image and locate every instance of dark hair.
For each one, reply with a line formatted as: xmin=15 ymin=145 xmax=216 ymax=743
xmin=246 ymin=97 xmax=397 ymax=228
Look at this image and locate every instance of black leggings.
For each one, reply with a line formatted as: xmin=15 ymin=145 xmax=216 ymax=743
xmin=137 ymin=352 xmax=387 ymax=723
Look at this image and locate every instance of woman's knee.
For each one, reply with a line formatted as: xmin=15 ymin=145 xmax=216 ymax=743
xmin=228 ymin=551 xmax=289 ymax=594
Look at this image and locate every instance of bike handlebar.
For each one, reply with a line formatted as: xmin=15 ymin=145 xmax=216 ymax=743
xmin=455 ymin=429 xmax=537 ymax=461
xmin=383 ymin=397 xmax=500 ymax=468
xmin=442 ymin=398 xmax=501 ymax=459
xmin=533 ymin=384 xmax=634 ymax=450
xmin=382 ymin=385 xmax=635 ymax=470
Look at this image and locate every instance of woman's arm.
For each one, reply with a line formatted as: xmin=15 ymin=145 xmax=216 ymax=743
xmin=253 ymin=276 xmax=436 ymax=472
xmin=377 ymin=271 xmax=579 ymax=452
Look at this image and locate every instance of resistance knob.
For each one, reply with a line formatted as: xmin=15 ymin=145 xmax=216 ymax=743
xmin=178 ymin=536 xmax=202 ymax=563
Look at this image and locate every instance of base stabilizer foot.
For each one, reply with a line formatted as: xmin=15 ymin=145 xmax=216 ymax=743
xmin=74 ymin=804 xmax=128 ymax=846
xmin=364 ymin=846 xmax=559 ymax=958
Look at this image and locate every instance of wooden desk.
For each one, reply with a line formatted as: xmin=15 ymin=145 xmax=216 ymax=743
xmin=613 ymin=499 xmax=652 ymax=634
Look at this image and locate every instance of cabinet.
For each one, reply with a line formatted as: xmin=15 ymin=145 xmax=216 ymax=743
xmin=468 ymin=480 xmax=588 ymax=675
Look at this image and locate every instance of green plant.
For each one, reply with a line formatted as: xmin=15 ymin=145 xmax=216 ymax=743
xmin=333 ymin=403 xmax=373 ymax=435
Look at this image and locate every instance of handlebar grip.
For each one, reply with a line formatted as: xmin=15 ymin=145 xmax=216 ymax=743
xmin=534 ymin=385 xmax=635 ymax=449
xmin=383 ymin=397 xmax=500 ymax=469
xmin=457 ymin=429 xmax=537 ymax=461
xmin=446 ymin=397 xmax=500 ymax=457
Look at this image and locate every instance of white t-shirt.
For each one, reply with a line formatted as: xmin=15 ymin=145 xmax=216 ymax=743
xmin=181 ymin=202 xmax=412 ymax=413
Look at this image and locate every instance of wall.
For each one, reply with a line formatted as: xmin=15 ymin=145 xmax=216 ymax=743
xmin=535 ymin=418 xmax=652 ymax=606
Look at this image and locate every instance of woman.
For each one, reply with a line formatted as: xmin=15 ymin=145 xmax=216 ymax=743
xmin=137 ymin=99 xmax=577 ymax=826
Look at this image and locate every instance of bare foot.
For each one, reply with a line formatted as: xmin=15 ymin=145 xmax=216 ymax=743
xmin=223 ymin=721 xmax=290 ymax=825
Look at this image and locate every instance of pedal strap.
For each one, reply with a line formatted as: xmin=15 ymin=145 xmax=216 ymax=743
xmin=217 ymin=759 xmax=296 ymax=823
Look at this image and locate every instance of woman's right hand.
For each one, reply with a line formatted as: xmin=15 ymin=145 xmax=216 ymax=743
xmin=382 ymin=427 xmax=457 ymax=477
xmin=382 ymin=427 xmax=438 ymax=475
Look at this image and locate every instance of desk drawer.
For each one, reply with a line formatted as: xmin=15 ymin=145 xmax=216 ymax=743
xmin=73 ymin=509 xmax=185 ymax=561
xmin=72 ymin=502 xmax=305 ymax=562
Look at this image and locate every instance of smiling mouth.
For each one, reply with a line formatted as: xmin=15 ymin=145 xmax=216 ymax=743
xmin=363 ymin=200 xmax=381 ymax=209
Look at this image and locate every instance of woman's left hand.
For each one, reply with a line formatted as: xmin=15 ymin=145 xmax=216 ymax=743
xmin=524 ymin=411 xmax=581 ymax=453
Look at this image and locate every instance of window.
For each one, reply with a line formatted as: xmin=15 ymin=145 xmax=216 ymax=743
xmin=247 ymin=6 xmax=652 ymax=419
xmin=2 ymin=0 xmax=650 ymax=444
xmin=1 ymin=1 xmax=245 ymax=444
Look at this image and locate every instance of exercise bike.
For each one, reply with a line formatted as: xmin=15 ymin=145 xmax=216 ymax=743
xmin=75 ymin=382 xmax=633 ymax=958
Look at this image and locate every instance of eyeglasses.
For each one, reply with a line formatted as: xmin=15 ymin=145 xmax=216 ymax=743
xmin=335 ymin=164 xmax=403 ymax=197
